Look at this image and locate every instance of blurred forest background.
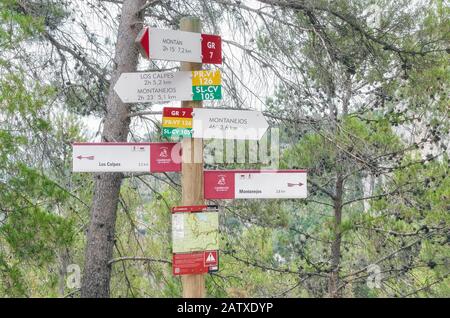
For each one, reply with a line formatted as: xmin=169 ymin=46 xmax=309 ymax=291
xmin=0 ymin=0 xmax=449 ymax=297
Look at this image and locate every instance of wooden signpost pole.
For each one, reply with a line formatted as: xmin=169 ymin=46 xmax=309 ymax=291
xmin=180 ymin=17 xmax=206 ymax=298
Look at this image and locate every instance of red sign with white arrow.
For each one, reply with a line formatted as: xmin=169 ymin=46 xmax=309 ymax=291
xmin=171 ymin=205 xmax=218 ymax=213
xmin=204 ymin=170 xmax=307 ymax=199
xmin=72 ymin=142 xmax=181 ymax=173
xmin=136 ymin=27 xmax=222 ymax=64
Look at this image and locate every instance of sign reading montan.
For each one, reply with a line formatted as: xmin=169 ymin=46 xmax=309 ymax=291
xmin=136 ymin=27 xmax=222 ymax=64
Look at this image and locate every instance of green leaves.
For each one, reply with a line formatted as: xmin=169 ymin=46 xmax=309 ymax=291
xmin=0 ymin=0 xmax=45 ymax=46
xmin=0 ymin=61 xmax=81 ymax=296
xmin=1 ymin=206 xmax=74 ymax=264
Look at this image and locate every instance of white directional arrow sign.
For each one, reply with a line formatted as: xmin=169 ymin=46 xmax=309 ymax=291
xmin=114 ymin=71 xmax=190 ymax=103
xmin=114 ymin=70 xmax=221 ymax=103
xmin=72 ymin=142 xmax=181 ymax=173
xmin=192 ymin=108 xmax=269 ymax=140
xmin=136 ymin=27 xmax=222 ymax=64
xmin=73 ymin=143 xmax=150 ymax=172
xmin=204 ymin=170 xmax=308 ymax=199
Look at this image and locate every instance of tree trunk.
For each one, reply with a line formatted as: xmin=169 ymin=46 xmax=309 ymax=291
xmin=328 ymin=174 xmax=343 ymax=297
xmin=328 ymin=72 xmax=351 ymax=297
xmin=81 ymin=0 xmax=146 ymax=298
xmin=57 ymin=247 xmax=71 ymax=297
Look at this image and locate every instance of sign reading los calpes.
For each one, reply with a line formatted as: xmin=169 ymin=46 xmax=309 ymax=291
xmin=114 ymin=70 xmax=221 ymax=103
xmin=204 ymin=170 xmax=308 ymax=199
xmin=72 ymin=142 xmax=181 ymax=173
xmin=136 ymin=27 xmax=222 ymax=64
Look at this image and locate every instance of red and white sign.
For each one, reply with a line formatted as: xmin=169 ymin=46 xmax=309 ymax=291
xmin=204 ymin=251 xmax=218 ymax=266
xmin=163 ymin=107 xmax=193 ymax=118
xmin=204 ymin=170 xmax=307 ymax=199
xmin=150 ymin=142 xmax=182 ymax=172
xmin=201 ymin=34 xmax=222 ymax=64
xmin=172 ymin=205 xmax=218 ymax=213
xmin=72 ymin=142 xmax=181 ymax=173
xmin=173 ymin=251 xmax=219 ymax=276
xmin=137 ymin=27 xmax=222 ymax=64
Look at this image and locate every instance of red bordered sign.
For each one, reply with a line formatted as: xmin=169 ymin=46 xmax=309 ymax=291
xmin=173 ymin=250 xmax=219 ymax=276
xmin=163 ymin=107 xmax=193 ymax=119
xmin=72 ymin=142 xmax=181 ymax=173
xmin=171 ymin=205 xmax=218 ymax=213
xmin=204 ymin=170 xmax=308 ymax=199
xmin=137 ymin=27 xmax=222 ymax=65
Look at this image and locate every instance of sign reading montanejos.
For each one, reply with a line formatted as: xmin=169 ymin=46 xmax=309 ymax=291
xmin=72 ymin=142 xmax=181 ymax=173
xmin=192 ymin=108 xmax=269 ymax=140
xmin=136 ymin=27 xmax=222 ymax=64
xmin=204 ymin=170 xmax=307 ymax=199
xmin=114 ymin=70 xmax=221 ymax=103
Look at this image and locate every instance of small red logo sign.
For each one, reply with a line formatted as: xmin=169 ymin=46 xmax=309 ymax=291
xmin=204 ymin=251 xmax=218 ymax=266
xmin=149 ymin=143 xmax=181 ymax=173
xmin=204 ymin=171 xmax=235 ymax=199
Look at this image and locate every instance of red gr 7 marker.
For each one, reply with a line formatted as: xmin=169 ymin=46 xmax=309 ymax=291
xmin=201 ymin=34 xmax=222 ymax=64
xmin=163 ymin=107 xmax=193 ymax=118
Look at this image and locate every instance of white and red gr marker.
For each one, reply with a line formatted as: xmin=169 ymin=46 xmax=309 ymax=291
xmin=136 ymin=27 xmax=222 ymax=64
xmin=204 ymin=170 xmax=308 ymax=199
